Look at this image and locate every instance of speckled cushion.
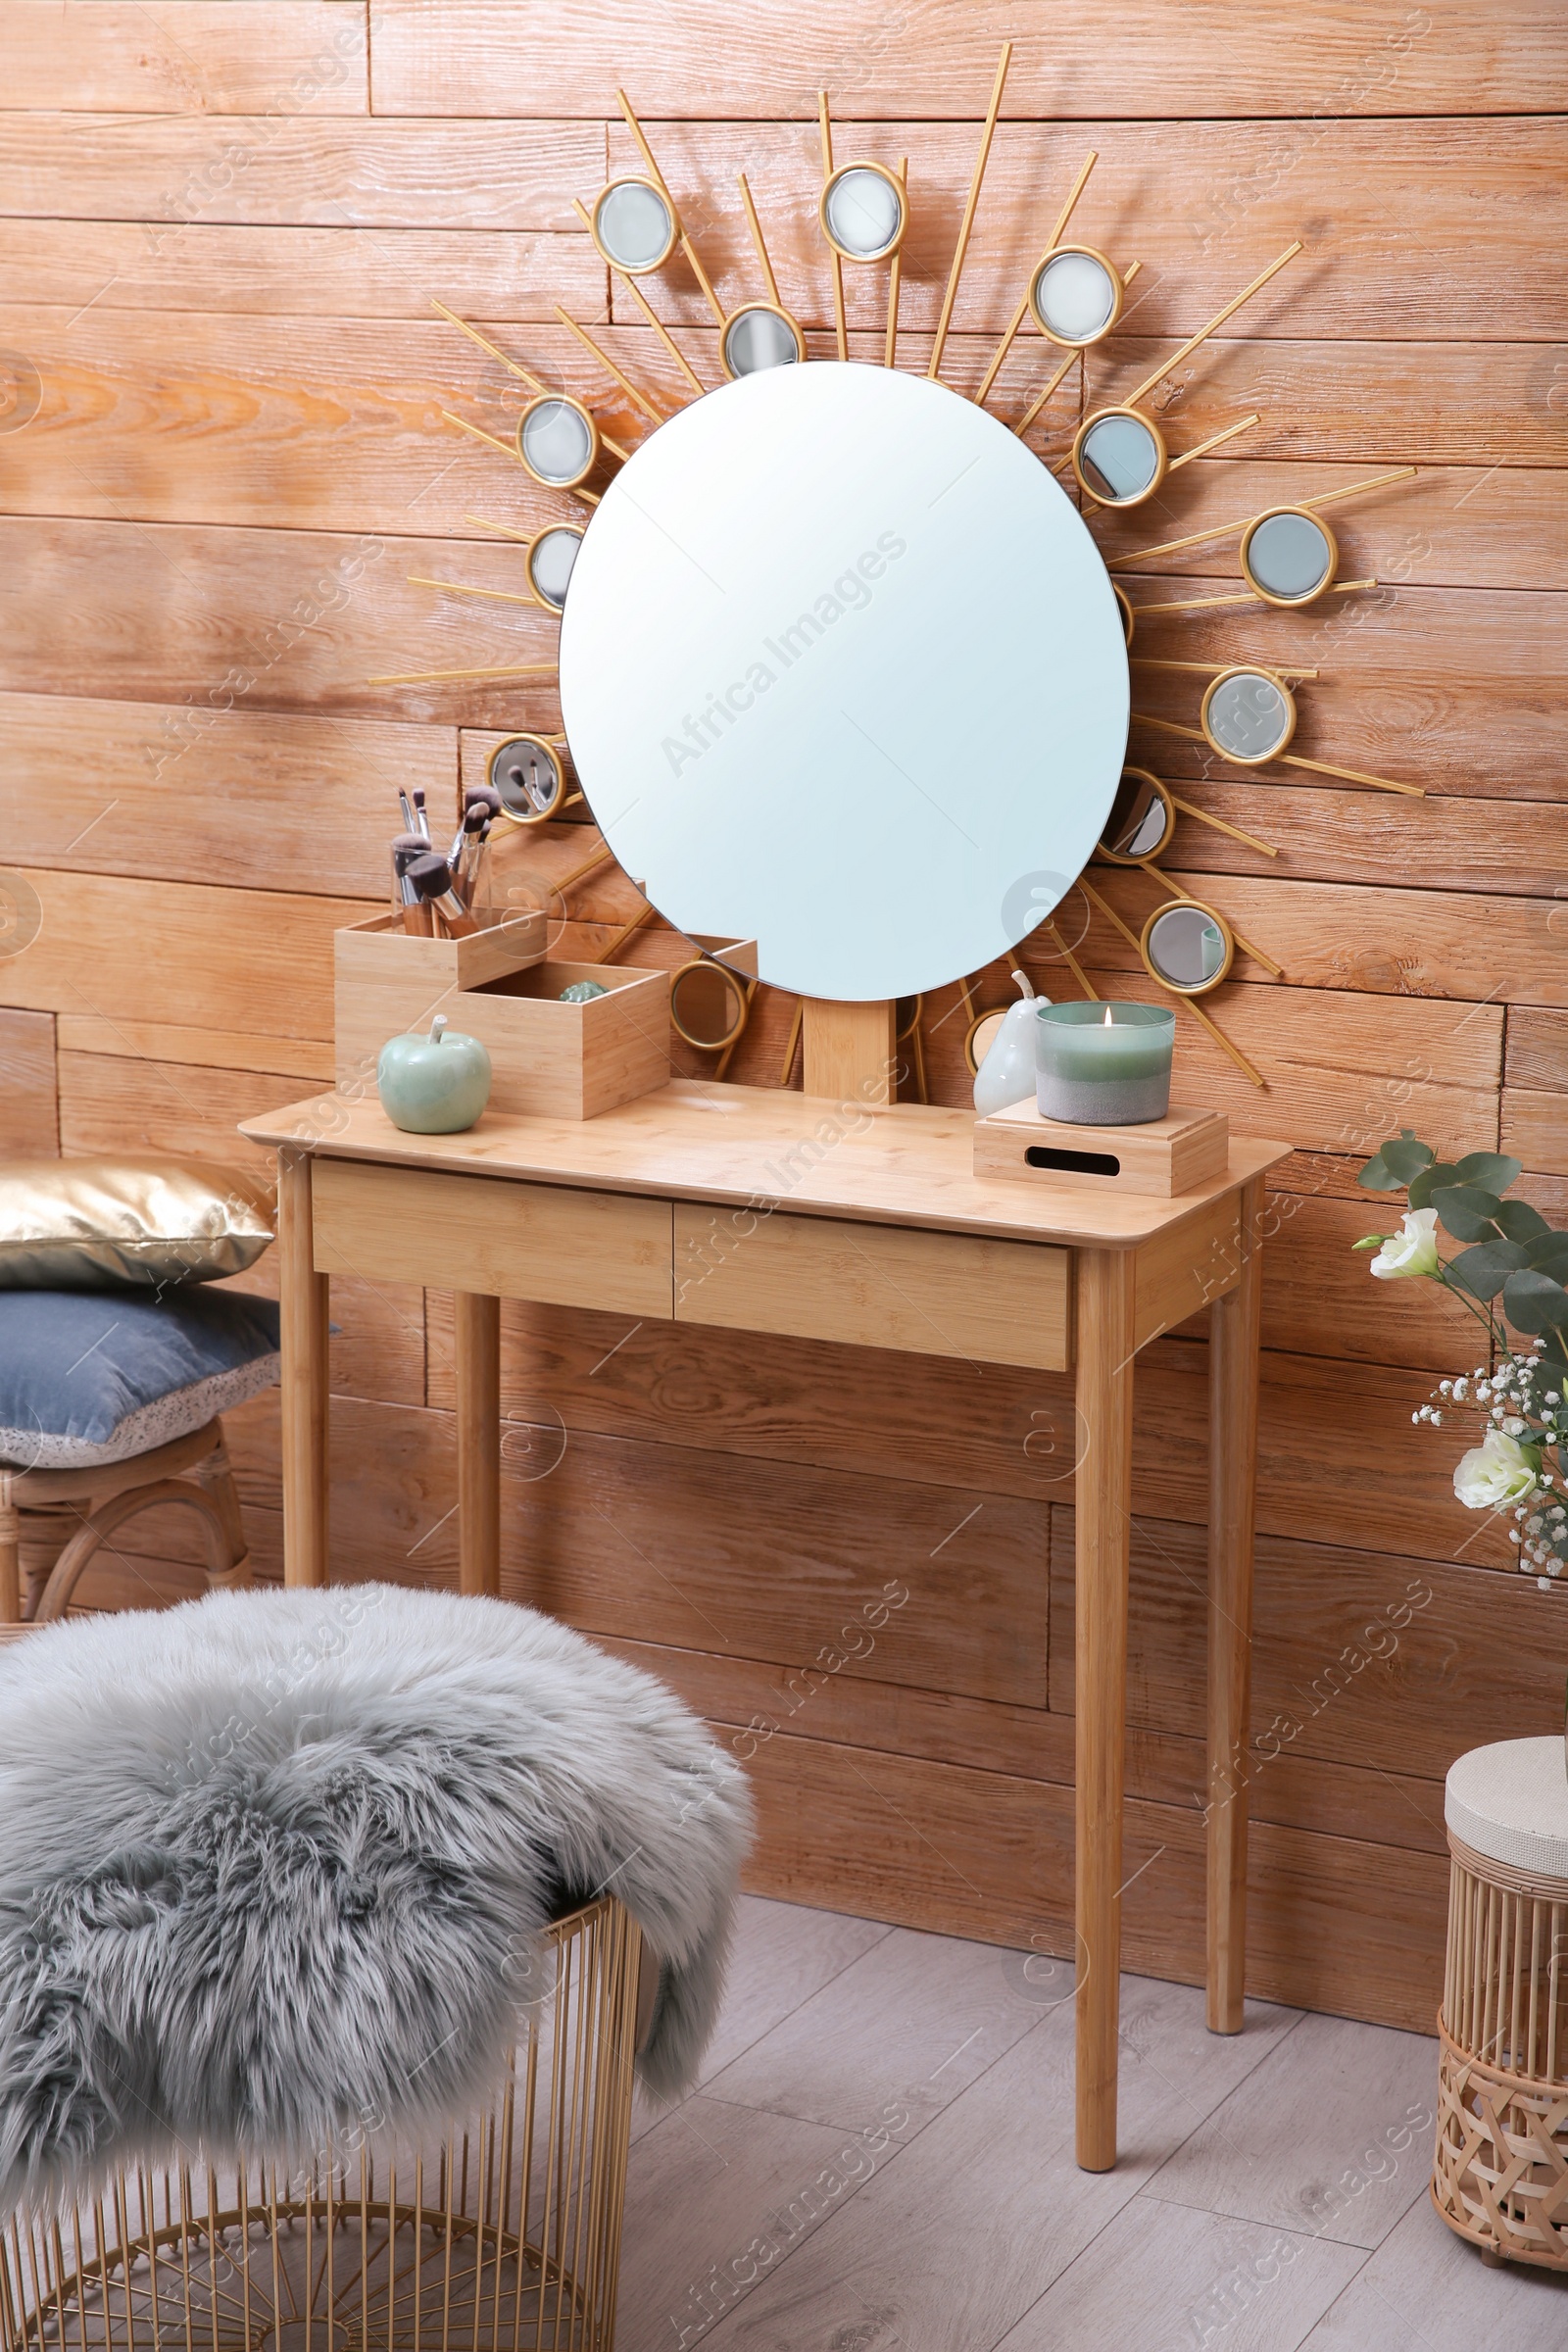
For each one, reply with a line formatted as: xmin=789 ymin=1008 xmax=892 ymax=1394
xmin=0 ymin=1291 xmax=280 ymax=1470
xmin=1446 ymin=1738 xmax=1568 ymax=1883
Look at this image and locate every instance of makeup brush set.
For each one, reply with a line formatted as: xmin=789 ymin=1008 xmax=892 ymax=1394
xmin=390 ymin=785 xmax=502 ymax=938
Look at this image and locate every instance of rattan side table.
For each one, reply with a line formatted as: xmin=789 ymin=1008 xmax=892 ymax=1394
xmin=1433 ymin=1735 xmax=1568 ymax=2270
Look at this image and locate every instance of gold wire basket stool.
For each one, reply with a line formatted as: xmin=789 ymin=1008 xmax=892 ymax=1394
xmin=0 ymin=1897 xmax=644 ymax=2352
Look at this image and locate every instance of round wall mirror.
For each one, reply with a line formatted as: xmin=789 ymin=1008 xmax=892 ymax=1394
xmin=669 ymin=957 xmax=750 ymax=1050
xmin=721 ymin=304 xmax=806 ymax=379
xmin=559 ymin=363 xmax=1129 ymax=1000
xmin=489 ymin=735 xmax=566 ymax=823
xmin=1098 ymin=767 xmax=1173 ymax=864
xmin=517 ymin=395 xmax=599 ymax=490
xmin=592 ymin=177 xmax=678 ymax=273
xmin=1200 ymin=665 xmax=1297 ymax=764
xmin=1029 ymin=246 xmax=1122 ymax=347
xmin=1073 ymin=408 xmax=1167 ymax=508
xmin=527 ymin=525 xmax=583 ymax=612
xmin=820 ymin=164 xmax=907 ymax=261
xmin=1240 ymin=507 xmax=1338 ymax=607
xmin=1142 ymin=898 xmax=1235 ymax=994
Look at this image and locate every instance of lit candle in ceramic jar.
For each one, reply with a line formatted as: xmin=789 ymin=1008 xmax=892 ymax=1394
xmin=1035 ymin=1003 xmax=1175 ymax=1126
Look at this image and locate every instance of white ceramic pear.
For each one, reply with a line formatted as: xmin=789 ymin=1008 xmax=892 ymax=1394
xmin=973 ymin=971 xmax=1051 ymax=1115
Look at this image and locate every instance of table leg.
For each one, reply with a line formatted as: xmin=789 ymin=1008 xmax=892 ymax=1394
xmin=278 ymin=1148 xmax=330 ymax=1588
xmin=1075 ymin=1245 xmax=1137 ymax=2172
xmin=1207 ymin=1175 xmax=1265 ymax=2033
xmin=455 ymin=1293 xmax=502 ymax=1597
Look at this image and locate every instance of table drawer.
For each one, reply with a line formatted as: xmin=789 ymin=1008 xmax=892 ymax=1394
xmin=674 ymin=1205 xmax=1070 ymax=1371
xmin=313 ymin=1160 xmax=673 ymax=1318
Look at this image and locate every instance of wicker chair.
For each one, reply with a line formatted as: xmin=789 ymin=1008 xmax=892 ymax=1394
xmin=0 ymin=1417 xmax=250 ymax=1624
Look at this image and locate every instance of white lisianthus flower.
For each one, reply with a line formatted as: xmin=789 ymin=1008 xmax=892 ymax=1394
xmin=1453 ymin=1428 xmax=1542 ymax=1511
xmin=1369 ymin=1207 xmax=1442 ymax=1281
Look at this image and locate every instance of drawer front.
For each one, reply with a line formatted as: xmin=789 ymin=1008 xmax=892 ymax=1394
xmin=674 ymin=1205 xmax=1070 ymax=1371
xmin=313 ymin=1161 xmax=673 ymax=1318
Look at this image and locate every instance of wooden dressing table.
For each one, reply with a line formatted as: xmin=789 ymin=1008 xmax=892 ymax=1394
xmin=242 ymin=1078 xmax=1289 ymax=2171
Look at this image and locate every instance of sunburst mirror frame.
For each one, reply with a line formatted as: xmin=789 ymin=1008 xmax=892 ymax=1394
xmin=373 ymin=44 xmax=1427 ymax=1102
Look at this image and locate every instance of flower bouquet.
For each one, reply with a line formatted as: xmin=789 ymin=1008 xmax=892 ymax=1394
xmin=1354 ymin=1131 xmax=1568 ymax=1590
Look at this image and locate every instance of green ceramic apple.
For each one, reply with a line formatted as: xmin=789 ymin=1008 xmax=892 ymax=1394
xmin=377 ymin=1014 xmax=492 ymax=1134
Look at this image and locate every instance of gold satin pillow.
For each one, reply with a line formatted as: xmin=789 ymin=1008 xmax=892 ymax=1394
xmin=0 ymin=1157 xmax=275 ymax=1290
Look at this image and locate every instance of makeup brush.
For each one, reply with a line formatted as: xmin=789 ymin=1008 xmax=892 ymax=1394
xmin=408 ymin=849 xmax=477 ymax=936
xmin=398 ymin=789 xmax=418 ymax=833
xmin=413 ymin=788 xmax=432 ymax=843
xmin=390 ymin=831 xmax=429 ymax=915
xmin=466 ymin=783 xmax=502 ymax=817
xmin=453 ymin=803 xmax=488 ymax=904
xmin=394 ymin=843 xmax=435 ymax=934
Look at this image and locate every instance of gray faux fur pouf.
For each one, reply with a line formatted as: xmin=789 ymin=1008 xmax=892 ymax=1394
xmin=0 ymin=1585 xmax=752 ymax=2209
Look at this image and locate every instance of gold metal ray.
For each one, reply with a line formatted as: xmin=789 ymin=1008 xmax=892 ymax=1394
xmin=1012 ymin=351 xmax=1077 ymax=438
xmin=1136 ymin=711 xmax=1425 ymax=797
xmin=1122 ymin=242 xmax=1303 ymax=411
xmin=431 ymin=297 xmax=548 ymax=392
xmin=1130 ymin=579 xmax=1375 ymax=618
xmin=615 ymin=86 xmax=727 ymax=325
xmin=929 ymin=40 xmax=1012 ymax=381
xmin=885 ymin=156 xmax=908 ymax=367
xmin=1133 ymin=658 xmax=1319 ymax=681
xmin=1161 ymin=787 xmax=1279 ymax=858
xmin=817 ymin=92 xmax=848 ymax=363
xmin=976 ymin=149 xmax=1097 ymax=406
xmin=1040 ymin=916 xmax=1098 ymax=1003
xmin=1108 ymin=466 xmax=1418 ymax=570
xmin=1077 ymin=877 xmax=1265 ymax=1086
xmin=463 ymin=513 xmax=536 ymax=543
xmin=571 ymin=197 xmax=708 ymax=396
xmin=367 ymin=662 xmax=559 ymax=685
xmin=407 ymin=575 xmax=545 ymax=609
xmin=554 ymin=303 xmax=666 ymax=424
xmin=737 ymin=172 xmax=781 ymax=306
xmin=1164 ymin=413 xmax=1260 ymax=472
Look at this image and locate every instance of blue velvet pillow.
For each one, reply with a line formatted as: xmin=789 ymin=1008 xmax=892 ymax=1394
xmin=0 ymin=1290 xmax=280 ymax=1470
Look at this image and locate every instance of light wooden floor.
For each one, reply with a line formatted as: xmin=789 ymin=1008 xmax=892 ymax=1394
xmin=619 ymin=1896 xmax=1568 ymax=2351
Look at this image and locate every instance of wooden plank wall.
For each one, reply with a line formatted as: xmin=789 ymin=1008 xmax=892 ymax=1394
xmin=1 ymin=0 xmax=1564 ymax=2032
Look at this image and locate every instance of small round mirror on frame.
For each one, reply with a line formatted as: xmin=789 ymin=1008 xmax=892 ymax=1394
xmin=517 ymin=395 xmax=600 ymax=490
xmin=1142 ymin=898 xmax=1236 ymax=994
xmin=1240 ymin=507 xmax=1339 ymax=607
xmin=1098 ymin=768 xmax=1174 ymax=864
xmin=669 ymin=957 xmax=751 ymax=1051
xmin=1200 ymin=664 xmax=1297 ymax=764
xmin=721 ymin=304 xmax=807 ymax=379
xmin=1028 ymin=246 xmax=1123 ymax=347
xmin=489 ymin=735 xmax=568 ymax=824
xmin=1073 ymin=408 xmax=1167 ymax=508
xmin=819 ymin=163 xmax=907 ymax=262
xmin=526 ymin=525 xmax=583 ymax=612
xmin=591 ymin=177 xmax=679 ymax=274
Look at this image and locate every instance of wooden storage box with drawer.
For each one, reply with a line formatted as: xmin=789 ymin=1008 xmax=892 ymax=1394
xmin=334 ymin=912 xmax=670 ymax=1121
xmin=672 ymin=1204 xmax=1072 ymax=1371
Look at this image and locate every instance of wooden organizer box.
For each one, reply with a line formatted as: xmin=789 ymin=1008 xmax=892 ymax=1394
xmin=334 ymin=912 xmax=670 ymax=1121
xmin=973 ymin=1100 xmax=1230 ymax=1197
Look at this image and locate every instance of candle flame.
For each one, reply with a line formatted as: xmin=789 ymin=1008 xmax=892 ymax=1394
xmin=1102 ymin=1005 xmax=1113 ymax=1024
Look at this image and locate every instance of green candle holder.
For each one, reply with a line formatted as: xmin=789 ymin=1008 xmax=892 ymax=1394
xmin=1036 ymin=1002 xmax=1175 ymax=1125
